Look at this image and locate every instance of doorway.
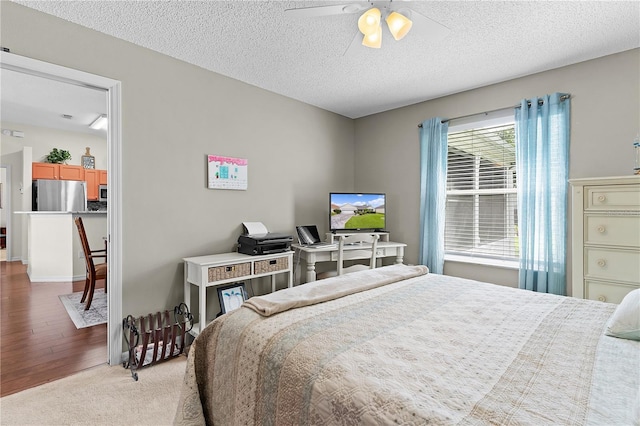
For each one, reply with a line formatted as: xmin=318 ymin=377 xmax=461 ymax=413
xmin=0 ymin=51 xmax=122 ymax=366
xmin=0 ymin=165 xmax=9 ymax=262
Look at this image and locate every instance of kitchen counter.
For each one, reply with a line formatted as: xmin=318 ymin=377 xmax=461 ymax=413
xmin=16 ymin=212 xmax=107 ymax=282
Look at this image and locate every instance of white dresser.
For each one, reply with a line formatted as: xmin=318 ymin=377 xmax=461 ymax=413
xmin=570 ymin=176 xmax=640 ymax=303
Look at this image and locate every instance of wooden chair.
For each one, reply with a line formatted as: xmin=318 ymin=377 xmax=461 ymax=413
xmin=316 ymin=233 xmax=380 ymax=280
xmin=75 ymin=217 xmax=107 ymax=310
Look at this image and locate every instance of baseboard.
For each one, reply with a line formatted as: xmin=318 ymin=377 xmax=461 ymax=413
xmin=27 ymin=273 xmax=75 ymax=282
xmin=23 ymin=272 xmax=86 ymax=282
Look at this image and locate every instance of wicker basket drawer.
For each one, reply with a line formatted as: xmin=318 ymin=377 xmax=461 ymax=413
xmin=208 ymin=262 xmax=251 ymax=283
xmin=255 ymin=257 xmax=289 ymax=274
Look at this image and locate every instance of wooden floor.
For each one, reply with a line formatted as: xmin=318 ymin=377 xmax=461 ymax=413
xmin=0 ymin=261 xmax=107 ymax=397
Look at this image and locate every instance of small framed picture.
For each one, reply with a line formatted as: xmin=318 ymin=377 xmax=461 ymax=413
xmin=82 ymin=155 xmax=95 ymax=169
xmin=217 ymin=283 xmax=247 ymax=314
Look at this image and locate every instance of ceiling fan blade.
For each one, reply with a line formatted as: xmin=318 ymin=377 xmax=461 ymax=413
xmin=400 ymin=8 xmax=451 ymax=43
xmin=285 ymin=3 xmax=367 ymax=18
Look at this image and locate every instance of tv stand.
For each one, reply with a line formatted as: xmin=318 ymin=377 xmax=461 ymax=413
xmin=326 ymin=232 xmax=390 ymax=243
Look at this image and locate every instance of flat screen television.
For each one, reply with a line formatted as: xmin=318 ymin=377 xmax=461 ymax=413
xmin=330 ymin=192 xmax=386 ymax=232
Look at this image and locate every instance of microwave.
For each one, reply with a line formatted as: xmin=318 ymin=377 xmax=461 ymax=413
xmin=98 ymin=185 xmax=107 ymax=202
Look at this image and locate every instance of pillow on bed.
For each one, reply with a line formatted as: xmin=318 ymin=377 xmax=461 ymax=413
xmin=605 ymin=288 xmax=640 ymax=341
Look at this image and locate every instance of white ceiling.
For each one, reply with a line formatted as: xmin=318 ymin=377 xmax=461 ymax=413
xmin=1 ymin=68 xmax=107 ymax=136
xmin=5 ymin=0 xmax=640 ymax=125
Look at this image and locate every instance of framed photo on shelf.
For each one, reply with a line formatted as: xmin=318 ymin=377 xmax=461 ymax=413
xmin=81 ymin=147 xmax=95 ymax=169
xmin=217 ymin=283 xmax=247 ymax=314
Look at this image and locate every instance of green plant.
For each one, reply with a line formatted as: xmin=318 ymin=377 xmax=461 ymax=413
xmin=46 ymin=148 xmax=72 ymax=164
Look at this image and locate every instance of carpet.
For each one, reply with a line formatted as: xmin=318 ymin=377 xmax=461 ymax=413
xmin=59 ymin=289 xmax=108 ymax=328
xmin=0 ymin=356 xmax=187 ymax=425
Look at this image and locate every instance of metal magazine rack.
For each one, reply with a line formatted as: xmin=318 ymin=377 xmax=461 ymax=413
xmin=122 ymin=303 xmax=193 ymax=381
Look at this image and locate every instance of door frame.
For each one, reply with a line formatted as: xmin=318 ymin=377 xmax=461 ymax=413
xmin=0 ymin=164 xmax=11 ymax=260
xmin=0 ymin=51 xmax=123 ymax=365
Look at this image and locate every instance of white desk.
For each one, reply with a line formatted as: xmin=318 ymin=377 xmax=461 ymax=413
xmin=183 ymin=251 xmax=293 ymax=335
xmin=293 ymin=241 xmax=406 ymax=283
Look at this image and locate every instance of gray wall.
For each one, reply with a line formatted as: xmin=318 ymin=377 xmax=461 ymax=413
xmin=1 ymin=2 xmax=355 ymax=320
xmin=354 ymin=48 xmax=640 ymax=289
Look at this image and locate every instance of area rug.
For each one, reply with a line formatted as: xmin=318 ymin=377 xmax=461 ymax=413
xmin=59 ymin=289 xmax=107 ymax=328
xmin=0 ymin=355 xmax=187 ymax=426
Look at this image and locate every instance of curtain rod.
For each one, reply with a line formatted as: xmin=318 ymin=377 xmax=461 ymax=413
xmin=417 ymin=94 xmax=571 ymax=128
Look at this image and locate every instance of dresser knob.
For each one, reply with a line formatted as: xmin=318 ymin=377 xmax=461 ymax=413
xmin=597 ymin=225 xmax=606 ymax=233
xmin=597 ymin=195 xmax=606 ymax=202
xmin=598 ymin=295 xmax=607 ymax=302
xmin=597 ymin=259 xmax=607 ymax=267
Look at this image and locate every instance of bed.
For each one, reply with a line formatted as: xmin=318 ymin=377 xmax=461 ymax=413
xmin=174 ymin=264 xmax=640 ymax=425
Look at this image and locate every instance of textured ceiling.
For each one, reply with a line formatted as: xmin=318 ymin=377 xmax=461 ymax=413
xmin=8 ymin=0 xmax=640 ymax=119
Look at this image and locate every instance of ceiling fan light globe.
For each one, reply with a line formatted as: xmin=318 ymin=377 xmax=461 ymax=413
xmin=386 ymin=11 xmax=412 ymax=40
xmin=362 ymin=26 xmax=382 ymax=48
xmin=358 ymin=7 xmax=381 ymax=35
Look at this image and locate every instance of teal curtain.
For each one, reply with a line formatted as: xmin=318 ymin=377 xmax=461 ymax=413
xmin=515 ymin=93 xmax=570 ymax=295
xmin=419 ymin=117 xmax=448 ymax=274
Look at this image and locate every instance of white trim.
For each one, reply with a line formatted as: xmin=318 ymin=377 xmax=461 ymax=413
xmin=0 ymin=51 xmax=123 ymax=366
xmin=107 ymin=81 xmax=123 ymax=366
xmin=0 ymin=164 xmax=12 ymax=261
xmin=27 ymin=275 xmax=77 ymax=282
xmin=445 ymin=253 xmax=518 ymax=270
xmin=448 ymin=108 xmax=514 ymax=133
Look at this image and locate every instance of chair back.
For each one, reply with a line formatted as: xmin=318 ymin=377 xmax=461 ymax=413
xmin=75 ymin=217 xmax=94 ymax=272
xmin=336 ymin=233 xmax=380 ymax=275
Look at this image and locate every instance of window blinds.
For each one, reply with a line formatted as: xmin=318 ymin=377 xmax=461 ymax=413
xmin=445 ymin=123 xmax=519 ymax=261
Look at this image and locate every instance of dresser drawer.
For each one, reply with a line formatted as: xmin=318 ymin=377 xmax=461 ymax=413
xmin=585 ymin=184 xmax=640 ymax=211
xmin=585 ymin=215 xmax=640 ymax=247
xmin=584 ymin=247 xmax=640 ymax=283
xmin=585 ymin=280 xmax=639 ymax=304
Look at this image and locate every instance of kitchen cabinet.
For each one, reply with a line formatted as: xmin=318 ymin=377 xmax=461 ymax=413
xmin=85 ymin=169 xmax=99 ymax=200
xmin=59 ymin=164 xmax=85 ymax=180
xmin=32 ymin=162 xmax=85 ymax=181
xmin=32 ymin=162 xmax=59 ymax=180
xmin=32 ymin=162 xmax=106 ymax=201
xmin=84 ymin=169 xmax=106 ymax=200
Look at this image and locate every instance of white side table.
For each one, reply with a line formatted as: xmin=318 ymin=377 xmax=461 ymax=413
xmin=183 ymin=251 xmax=293 ymax=335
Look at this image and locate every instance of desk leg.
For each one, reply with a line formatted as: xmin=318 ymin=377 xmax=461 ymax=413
xmin=395 ymin=246 xmax=405 ymax=264
xmin=183 ymin=263 xmax=190 ymax=313
xmin=200 ymin=285 xmax=207 ymax=331
xmin=271 ymin=276 xmax=276 ymax=293
xmin=288 ymin=268 xmax=293 ymax=288
xmin=306 ymin=262 xmax=316 ymax=283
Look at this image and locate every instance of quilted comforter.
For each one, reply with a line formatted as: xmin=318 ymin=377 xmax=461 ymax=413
xmin=174 ymin=264 xmax=639 ymax=425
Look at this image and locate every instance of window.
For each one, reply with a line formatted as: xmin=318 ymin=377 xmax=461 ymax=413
xmin=445 ymin=119 xmax=518 ymax=263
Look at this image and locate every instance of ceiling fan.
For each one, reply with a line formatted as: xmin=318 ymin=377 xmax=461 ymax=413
xmin=284 ymin=1 xmax=450 ymax=53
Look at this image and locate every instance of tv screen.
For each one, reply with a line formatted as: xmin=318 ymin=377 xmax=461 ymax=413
xmin=330 ymin=192 xmax=386 ymax=232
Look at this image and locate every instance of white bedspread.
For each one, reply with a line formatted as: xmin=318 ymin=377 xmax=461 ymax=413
xmin=175 ymin=265 xmax=640 ymax=425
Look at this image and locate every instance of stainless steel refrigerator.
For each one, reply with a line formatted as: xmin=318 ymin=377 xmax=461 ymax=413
xmin=32 ymin=179 xmax=87 ymax=212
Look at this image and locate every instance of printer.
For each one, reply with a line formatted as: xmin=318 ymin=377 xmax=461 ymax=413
xmin=238 ymin=233 xmax=292 ymax=255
